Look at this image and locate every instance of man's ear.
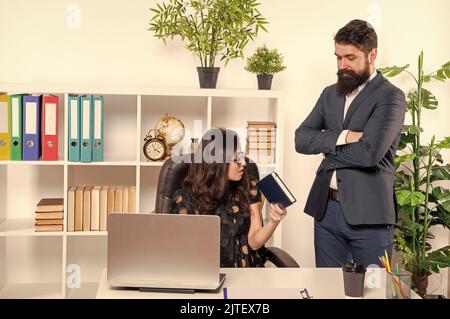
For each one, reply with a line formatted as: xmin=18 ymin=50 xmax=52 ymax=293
xmin=368 ymin=48 xmax=377 ymax=64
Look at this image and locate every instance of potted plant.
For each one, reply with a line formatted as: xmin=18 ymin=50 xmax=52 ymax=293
xmin=245 ymin=45 xmax=286 ymax=90
xmin=380 ymin=52 xmax=450 ymax=297
xmin=149 ymin=0 xmax=268 ymax=88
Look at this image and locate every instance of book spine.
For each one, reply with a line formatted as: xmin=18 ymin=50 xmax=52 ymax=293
xmin=247 ymin=128 xmax=276 ymax=135
xmin=247 ymin=141 xmax=276 ymax=150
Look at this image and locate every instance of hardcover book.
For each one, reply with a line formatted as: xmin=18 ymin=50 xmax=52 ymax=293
xmin=256 ymin=172 xmax=296 ymax=209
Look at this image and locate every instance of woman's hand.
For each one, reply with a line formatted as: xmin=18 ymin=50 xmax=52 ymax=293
xmin=248 ymin=202 xmax=287 ymax=250
xmin=268 ymin=203 xmax=287 ymax=223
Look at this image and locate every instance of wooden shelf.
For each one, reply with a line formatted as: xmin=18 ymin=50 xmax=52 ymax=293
xmin=66 ymin=231 xmax=107 ymax=237
xmin=0 ymin=219 xmax=64 ymax=237
xmin=66 ymin=282 xmax=100 ymax=299
xmin=67 ymin=161 xmax=137 ymax=166
xmin=0 ymin=160 xmax=143 ymax=166
xmin=0 ymin=160 xmax=65 ymax=166
xmin=140 ymin=161 xmax=275 ymax=168
xmin=139 ymin=161 xmax=165 ymax=167
xmin=0 ymin=219 xmax=108 ymax=237
xmin=0 ymin=82 xmax=281 ymax=99
xmin=0 ymin=160 xmax=274 ymax=169
xmin=0 ymin=282 xmax=63 ymax=299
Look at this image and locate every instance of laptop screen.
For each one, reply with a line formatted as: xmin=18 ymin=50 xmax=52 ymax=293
xmin=107 ymin=213 xmax=222 ymax=290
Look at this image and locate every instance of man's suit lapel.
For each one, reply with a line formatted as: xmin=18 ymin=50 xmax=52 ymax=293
xmin=336 ymin=94 xmax=345 ymax=131
xmin=343 ymin=71 xmax=385 ymax=128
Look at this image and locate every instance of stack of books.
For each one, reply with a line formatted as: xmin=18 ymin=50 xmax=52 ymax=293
xmin=35 ymin=198 xmax=64 ymax=232
xmin=246 ymin=121 xmax=276 ymax=164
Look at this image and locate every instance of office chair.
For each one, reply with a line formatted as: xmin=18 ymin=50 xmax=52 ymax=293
xmin=154 ymin=155 xmax=300 ymax=268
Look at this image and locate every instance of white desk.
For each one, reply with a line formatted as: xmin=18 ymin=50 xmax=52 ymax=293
xmin=96 ymin=268 xmax=420 ymax=299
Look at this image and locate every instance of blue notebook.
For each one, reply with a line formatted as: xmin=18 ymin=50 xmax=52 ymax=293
xmin=256 ymin=172 xmax=296 ymax=209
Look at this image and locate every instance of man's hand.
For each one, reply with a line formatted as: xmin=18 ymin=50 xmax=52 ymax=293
xmin=345 ymin=131 xmax=363 ymax=144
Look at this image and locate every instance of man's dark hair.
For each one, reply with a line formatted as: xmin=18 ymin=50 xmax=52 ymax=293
xmin=334 ymin=19 xmax=378 ymax=54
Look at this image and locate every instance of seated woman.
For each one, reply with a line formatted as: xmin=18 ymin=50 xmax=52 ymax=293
xmin=170 ymin=128 xmax=287 ymax=267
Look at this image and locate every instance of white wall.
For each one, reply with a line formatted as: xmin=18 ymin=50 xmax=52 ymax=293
xmin=1 ymin=0 xmax=449 ymax=296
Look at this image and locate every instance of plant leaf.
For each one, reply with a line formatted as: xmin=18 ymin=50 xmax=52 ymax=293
xmin=430 ymin=164 xmax=450 ymax=182
xmin=402 ymin=124 xmax=423 ymax=135
xmin=435 ymin=136 xmax=450 ymax=149
xmin=426 ymin=246 xmax=450 ymax=273
xmin=394 ymin=153 xmax=416 ymax=165
xmin=408 ymin=89 xmax=438 ymax=110
xmin=432 ymin=187 xmax=450 ymax=212
xmin=396 ymin=190 xmax=412 ymax=205
xmin=379 ymin=64 xmax=409 ymax=77
xmin=420 ymin=146 xmax=443 ymax=162
xmin=396 ymin=189 xmax=425 ymax=207
xmin=430 ymin=205 xmax=450 ymax=229
xmin=398 ymin=132 xmax=416 ymax=150
xmin=432 ymin=74 xmax=445 ymax=82
xmin=395 ymin=170 xmax=412 ymax=188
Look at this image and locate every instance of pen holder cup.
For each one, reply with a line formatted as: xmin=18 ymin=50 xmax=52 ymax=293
xmin=386 ymin=271 xmax=411 ymax=299
xmin=342 ymin=262 xmax=366 ymax=297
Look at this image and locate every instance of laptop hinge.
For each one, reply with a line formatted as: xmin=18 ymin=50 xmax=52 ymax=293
xmin=138 ymin=287 xmax=195 ymax=294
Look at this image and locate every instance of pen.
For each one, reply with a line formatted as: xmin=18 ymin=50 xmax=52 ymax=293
xmin=300 ymin=288 xmax=311 ymax=299
xmin=304 ymin=288 xmax=311 ymax=299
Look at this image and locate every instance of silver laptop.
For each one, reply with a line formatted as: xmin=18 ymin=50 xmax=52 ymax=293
xmin=107 ymin=213 xmax=226 ymax=292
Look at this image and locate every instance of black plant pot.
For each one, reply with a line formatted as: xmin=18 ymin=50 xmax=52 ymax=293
xmin=197 ymin=67 xmax=220 ymax=89
xmin=257 ymin=74 xmax=273 ymax=90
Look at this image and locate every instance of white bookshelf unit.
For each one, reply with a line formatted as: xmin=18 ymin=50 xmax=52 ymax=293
xmin=0 ymin=82 xmax=285 ymax=298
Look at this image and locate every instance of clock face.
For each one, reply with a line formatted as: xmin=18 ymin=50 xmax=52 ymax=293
xmin=144 ymin=140 xmax=166 ymax=161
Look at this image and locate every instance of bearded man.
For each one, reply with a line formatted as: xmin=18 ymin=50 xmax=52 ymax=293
xmin=295 ymin=19 xmax=406 ymax=267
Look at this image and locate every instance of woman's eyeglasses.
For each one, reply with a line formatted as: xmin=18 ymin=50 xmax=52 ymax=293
xmin=231 ymin=152 xmax=246 ymax=166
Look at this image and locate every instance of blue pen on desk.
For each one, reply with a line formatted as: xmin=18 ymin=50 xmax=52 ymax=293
xmin=223 ymin=287 xmax=228 ymax=299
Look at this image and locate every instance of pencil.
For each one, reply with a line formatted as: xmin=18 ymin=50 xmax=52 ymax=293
xmin=395 ymin=265 xmax=407 ymax=298
xmin=384 ymin=250 xmax=391 ymax=273
xmin=378 ymin=256 xmax=386 ymax=269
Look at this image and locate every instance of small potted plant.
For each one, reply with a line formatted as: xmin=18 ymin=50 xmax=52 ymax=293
xmin=245 ymin=45 xmax=286 ymax=90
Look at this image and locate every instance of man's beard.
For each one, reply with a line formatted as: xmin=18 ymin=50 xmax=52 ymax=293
xmin=336 ymin=64 xmax=371 ymax=96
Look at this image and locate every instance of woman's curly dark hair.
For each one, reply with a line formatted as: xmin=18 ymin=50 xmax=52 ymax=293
xmin=183 ymin=128 xmax=251 ymax=215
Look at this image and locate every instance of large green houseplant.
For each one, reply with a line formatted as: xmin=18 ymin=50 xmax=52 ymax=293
xmin=380 ymin=52 xmax=450 ymax=297
xmin=149 ymin=0 xmax=268 ymax=88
